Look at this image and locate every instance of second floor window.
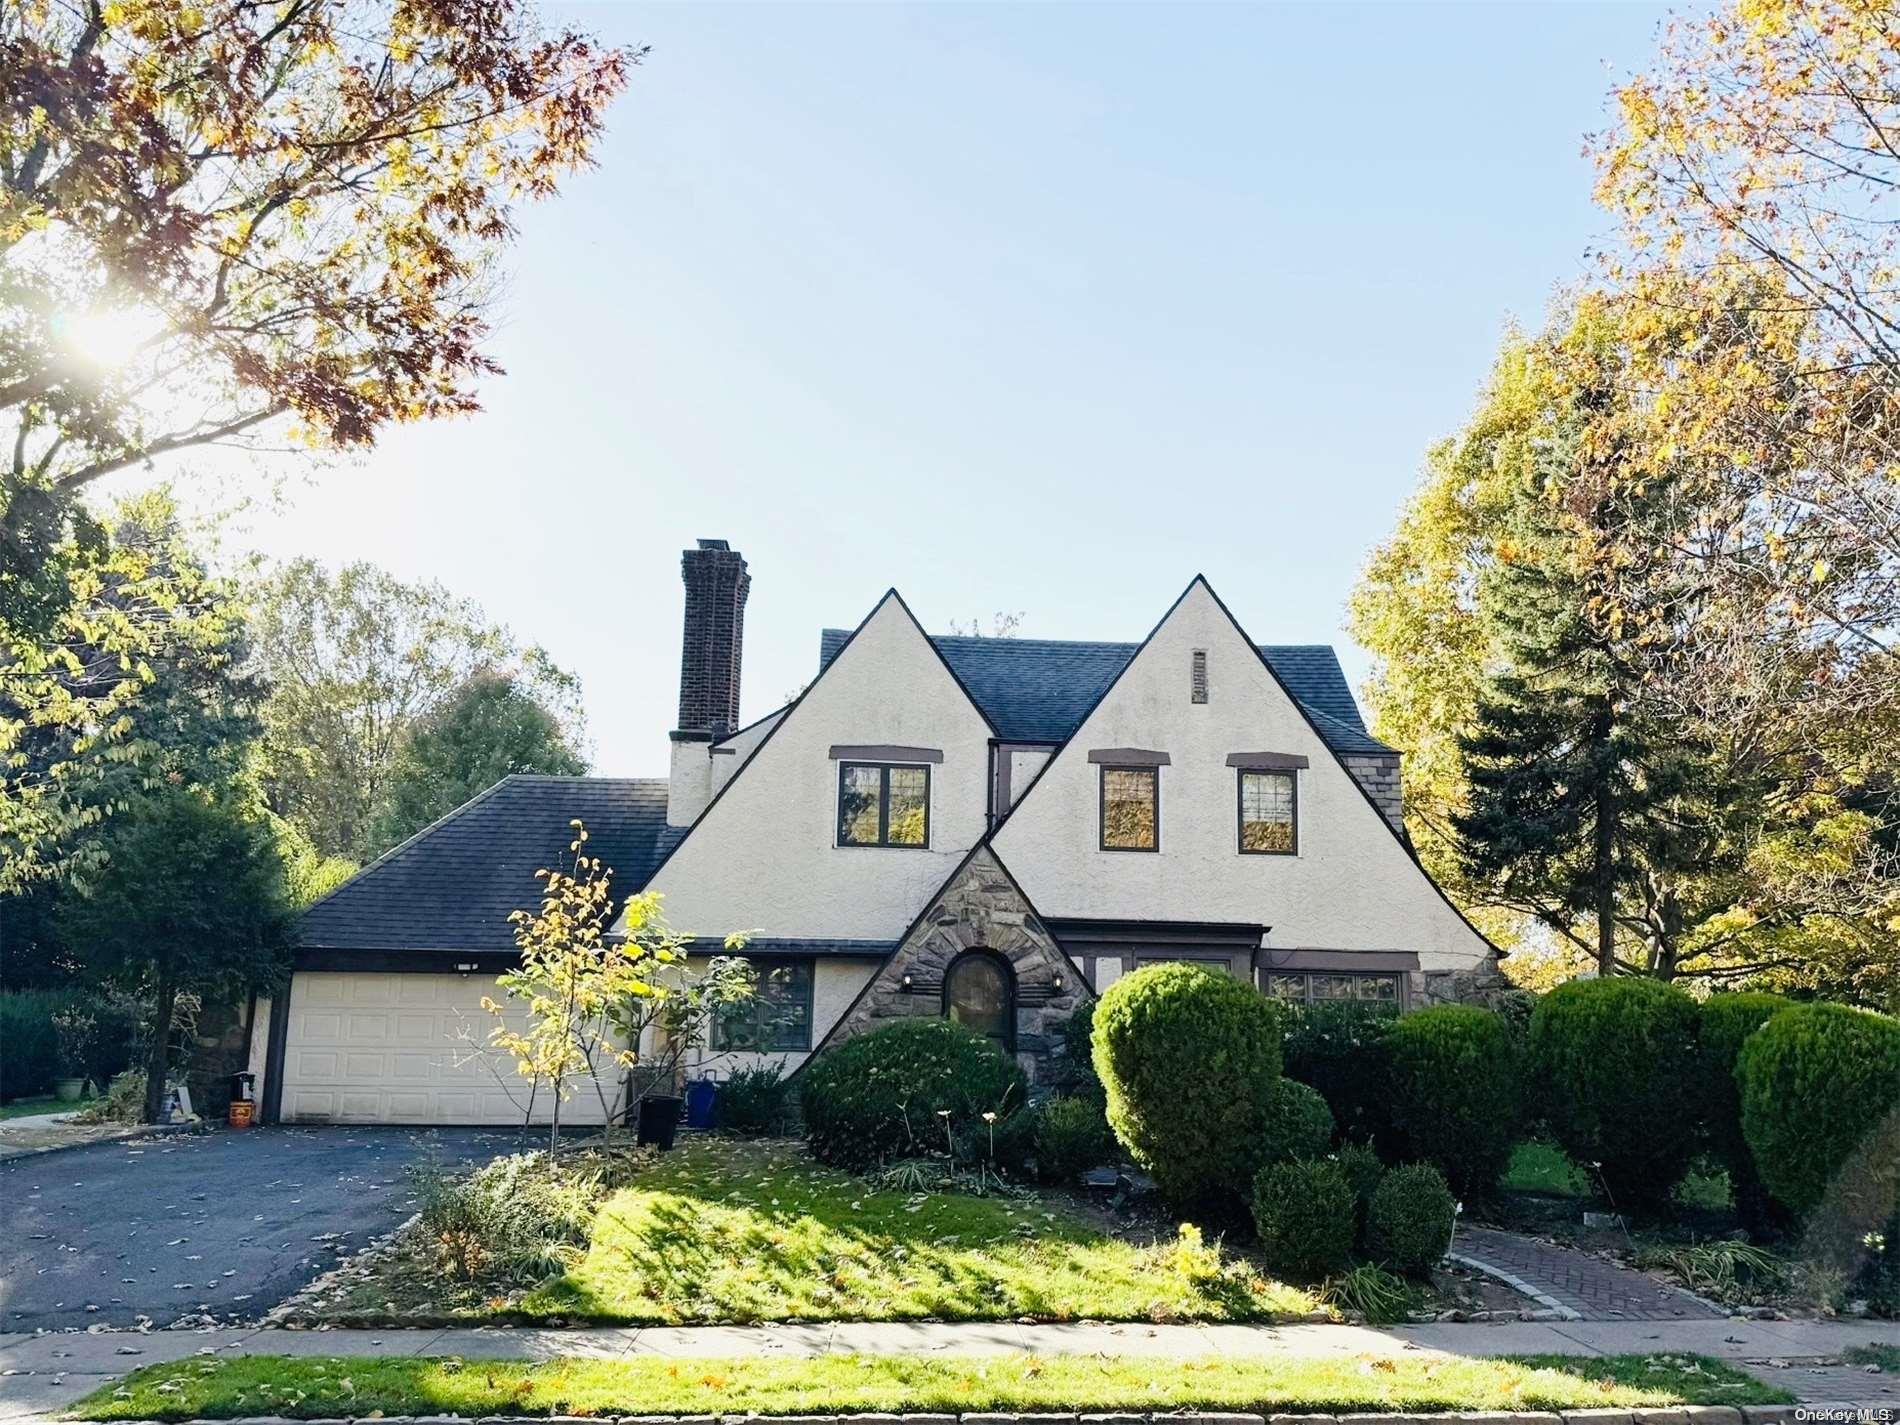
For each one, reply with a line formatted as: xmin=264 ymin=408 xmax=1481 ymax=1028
xmin=1239 ymin=769 xmax=1298 ymax=853
xmin=1100 ymin=766 xmax=1159 ymax=851
xmin=838 ymin=762 xmax=930 ymax=847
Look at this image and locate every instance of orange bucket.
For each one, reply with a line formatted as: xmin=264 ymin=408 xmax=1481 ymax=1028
xmin=227 ymin=1100 xmax=255 ymax=1129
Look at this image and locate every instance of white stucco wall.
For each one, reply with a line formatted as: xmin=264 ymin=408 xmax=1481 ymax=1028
xmin=1005 ymin=747 xmax=1051 ymax=810
xmin=638 ymin=593 xmax=995 ymax=941
xmin=711 ymin=709 xmax=784 ymax=797
xmin=992 ymin=581 xmax=1493 ymax=972
xmin=668 ymin=738 xmax=714 ymax=829
xmin=677 ymin=955 xmax=879 ymax=1078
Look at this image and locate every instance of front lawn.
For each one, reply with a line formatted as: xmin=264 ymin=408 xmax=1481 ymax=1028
xmin=310 ymin=1137 xmax=1325 ymax=1326
xmin=71 ymin=1351 xmax=1791 ymax=1421
xmin=0 ymin=1094 xmax=63 ymax=1121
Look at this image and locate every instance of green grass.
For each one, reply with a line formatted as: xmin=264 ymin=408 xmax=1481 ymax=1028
xmin=506 ymin=1137 xmax=1320 ymax=1324
xmin=1503 ymin=1140 xmax=1591 ymax=1196
xmin=1846 ymin=1343 xmax=1900 ymax=1372
xmin=69 ymin=1351 xmax=1791 ymax=1421
xmin=1500 ymin=1141 xmax=1734 ymax=1214
xmin=0 ymin=1095 xmax=65 ymax=1121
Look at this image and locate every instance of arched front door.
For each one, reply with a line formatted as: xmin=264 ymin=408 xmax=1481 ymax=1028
xmin=943 ymin=949 xmax=1016 ymax=1053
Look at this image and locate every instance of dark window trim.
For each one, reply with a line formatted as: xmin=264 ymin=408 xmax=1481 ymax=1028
xmin=942 ymin=947 xmax=1017 ymax=1054
xmin=1226 ymin=751 xmax=1310 ymax=770
xmin=711 ymin=954 xmax=816 ymax=1053
xmin=1261 ymin=967 xmax=1409 ymax=1010
xmin=1237 ymin=767 xmax=1299 ymax=856
xmin=1099 ymin=764 xmax=1160 ymax=852
xmin=1086 ymin=748 xmax=1171 ymax=765
xmin=836 ymin=761 xmax=932 ymax=849
xmin=829 ymin=744 xmax=944 ymax=764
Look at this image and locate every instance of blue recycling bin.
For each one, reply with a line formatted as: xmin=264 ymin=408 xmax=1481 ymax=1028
xmin=684 ymin=1077 xmax=717 ymax=1130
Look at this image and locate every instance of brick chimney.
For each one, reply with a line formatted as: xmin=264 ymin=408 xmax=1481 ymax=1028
xmin=675 ymin=539 xmax=749 ymax=738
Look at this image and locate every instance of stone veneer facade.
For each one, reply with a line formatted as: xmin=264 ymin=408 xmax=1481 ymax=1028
xmin=829 ymin=845 xmax=1088 ymax=1086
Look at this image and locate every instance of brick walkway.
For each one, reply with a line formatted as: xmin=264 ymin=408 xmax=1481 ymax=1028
xmin=1452 ymin=1226 xmax=1727 ymax=1321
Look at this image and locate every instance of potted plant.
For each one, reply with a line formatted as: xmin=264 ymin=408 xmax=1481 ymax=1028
xmin=51 ymin=1007 xmax=95 ymax=1102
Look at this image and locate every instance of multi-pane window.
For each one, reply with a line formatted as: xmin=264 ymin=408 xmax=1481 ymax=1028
xmin=712 ymin=959 xmax=815 ymax=1052
xmin=1238 ymin=769 xmax=1297 ymax=854
xmin=1264 ymin=971 xmax=1401 ymax=1006
xmin=1100 ymin=766 xmax=1159 ymax=851
xmin=837 ymin=762 xmax=930 ymax=847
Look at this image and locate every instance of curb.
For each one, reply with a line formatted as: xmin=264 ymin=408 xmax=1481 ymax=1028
xmin=61 ymin=1408 xmax=1878 ymax=1425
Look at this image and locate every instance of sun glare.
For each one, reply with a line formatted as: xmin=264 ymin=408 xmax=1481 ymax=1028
xmin=53 ymin=305 xmax=161 ymax=372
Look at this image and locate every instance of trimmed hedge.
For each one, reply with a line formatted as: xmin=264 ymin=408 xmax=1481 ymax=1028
xmin=712 ymin=1064 xmax=790 ymax=1136
xmin=1528 ymin=977 xmax=1701 ymax=1207
xmin=800 ymin=1018 xmax=1027 ymax=1170
xmin=0 ymin=989 xmax=62 ymax=1100
xmin=1737 ymin=1002 xmax=1900 ymax=1221
xmin=1693 ymin=991 xmax=1790 ymax=1230
xmin=1055 ymin=1002 xmax=1105 ymax=1104
xmin=1093 ymin=962 xmax=1283 ymax=1206
xmin=1257 ymin=1077 xmax=1336 ymax=1167
xmin=1279 ymin=999 xmax=1395 ymax=1146
xmin=1251 ymin=1158 xmax=1355 ymax=1281
xmin=1383 ymin=1004 xmax=1522 ymax=1200
xmin=1034 ymin=1094 xmax=1118 ymax=1184
xmin=1367 ymin=1163 xmax=1457 ymax=1276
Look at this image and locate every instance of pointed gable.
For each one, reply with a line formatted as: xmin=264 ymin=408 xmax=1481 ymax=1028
xmin=640 ymin=591 xmax=998 ymax=941
xmin=991 ymin=579 xmax=1494 ymax=972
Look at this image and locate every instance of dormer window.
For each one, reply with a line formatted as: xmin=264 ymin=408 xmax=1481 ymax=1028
xmin=837 ymin=761 xmax=930 ymax=848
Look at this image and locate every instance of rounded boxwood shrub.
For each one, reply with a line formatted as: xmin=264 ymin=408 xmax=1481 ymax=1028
xmin=1693 ymin=992 xmax=1790 ymax=1229
xmin=1251 ymin=1158 xmax=1355 ymax=1281
xmin=1528 ymin=977 xmax=1701 ymax=1207
xmin=1383 ymin=1004 xmax=1523 ymax=1201
xmin=1366 ymin=1162 xmax=1456 ymax=1276
xmin=1093 ymin=962 xmax=1283 ymax=1205
xmin=1280 ymin=999 xmax=1395 ymax=1146
xmin=1333 ymin=1140 xmax=1386 ymax=1242
xmin=1257 ymin=1077 xmax=1336 ymax=1167
xmin=801 ymin=1018 xmax=1027 ymax=1171
xmin=1035 ymin=1094 xmax=1118 ymax=1184
xmin=1737 ymin=1002 xmax=1900 ymax=1221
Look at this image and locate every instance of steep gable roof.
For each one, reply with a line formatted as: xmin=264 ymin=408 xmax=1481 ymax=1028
xmin=298 ymin=776 xmax=680 ymax=953
xmin=818 ymin=628 xmax=1391 ymax=754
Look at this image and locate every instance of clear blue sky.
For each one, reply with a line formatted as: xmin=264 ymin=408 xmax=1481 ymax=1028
xmin=203 ymin=1 xmax=1672 ymax=776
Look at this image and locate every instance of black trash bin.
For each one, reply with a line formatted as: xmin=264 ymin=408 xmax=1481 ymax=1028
xmin=635 ymin=1094 xmax=684 ymax=1150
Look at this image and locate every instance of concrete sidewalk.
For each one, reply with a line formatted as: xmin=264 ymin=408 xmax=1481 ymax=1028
xmin=3 ymin=1318 xmax=1897 ymax=1422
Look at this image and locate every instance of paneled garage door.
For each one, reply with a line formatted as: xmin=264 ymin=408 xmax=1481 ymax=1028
xmin=279 ymin=971 xmax=616 ymax=1125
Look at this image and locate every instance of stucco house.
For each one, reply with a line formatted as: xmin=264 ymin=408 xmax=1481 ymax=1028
xmin=255 ymin=540 xmax=1501 ymax=1125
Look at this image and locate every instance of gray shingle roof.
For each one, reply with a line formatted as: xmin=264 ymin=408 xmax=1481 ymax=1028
xmin=818 ymin=630 xmax=1393 ymax=755
xmin=297 ymin=776 xmax=676 ymax=952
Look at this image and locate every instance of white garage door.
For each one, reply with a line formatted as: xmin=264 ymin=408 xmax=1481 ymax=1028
xmin=279 ymin=971 xmax=617 ymax=1126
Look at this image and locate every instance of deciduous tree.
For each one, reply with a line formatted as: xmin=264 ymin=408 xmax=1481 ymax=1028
xmin=251 ymin=558 xmax=582 ymax=863
xmin=56 ymin=785 xmax=291 ymax=1121
xmin=368 ymin=668 xmax=585 ymax=853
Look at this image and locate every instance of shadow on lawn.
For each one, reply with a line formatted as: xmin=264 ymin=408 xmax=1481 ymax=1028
xmin=524 ymin=1139 xmax=1285 ymax=1326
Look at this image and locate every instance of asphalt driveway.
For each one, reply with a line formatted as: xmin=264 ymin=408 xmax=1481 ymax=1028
xmin=0 ymin=1125 xmax=512 ymax=1332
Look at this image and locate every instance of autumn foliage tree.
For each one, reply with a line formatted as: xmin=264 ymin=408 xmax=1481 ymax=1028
xmin=1 ymin=0 xmax=627 ymax=885
xmin=1 ymin=0 xmax=629 ymax=501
